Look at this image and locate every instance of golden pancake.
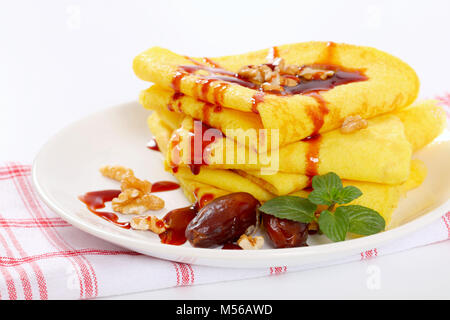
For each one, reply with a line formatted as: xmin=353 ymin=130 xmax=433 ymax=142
xmin=134 ymin=42 xmax=419 ymax=144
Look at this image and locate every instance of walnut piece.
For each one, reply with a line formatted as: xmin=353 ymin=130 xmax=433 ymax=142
xmin=298 ymin=66 xmax=334 ymax=80
xmin=100 ymin=164 xmax=164 ymax=214
xmin=100 ymin=165 xmax=134 ymax=182
xmin=238 ymin=57 xmax=336 ymax=92
xmin=130 ymin=215 xmax=167 ymax=234
xmin=261 ymin=72 xmax=283 ymax=92
xmin=238 ymin=65 xmax=273 ymax=85
xmin=112 ymin=190 xmax=164 ymax=214
xmin=280 ymin=76 xmax=299 ymax=87
xmin=121 ymin=174 xmax=152 ymax=194
xmin=275 ymin=58 xmax=300 ymax=75
xmin=237 ymin=234 xmax=264 ymax=250
xmin=340 ymin=115 xmax=369 ymax=134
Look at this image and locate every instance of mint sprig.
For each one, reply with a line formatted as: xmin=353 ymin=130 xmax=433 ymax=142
xmin=308 ymin=173 xmax=362 ymax=206
xmin=258 ymin=172 xmax=386 ymax=242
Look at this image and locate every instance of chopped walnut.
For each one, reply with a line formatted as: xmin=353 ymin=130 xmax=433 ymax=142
xmin=120 ymin=174 xmax=152 ymax=194
xmin=100 ymin=164 xmax=164 ymax=214
xmin=238 ymin=57 xmax=337 ymax=92
xmin=298 ymin=66 xmax=334 ymax=80
xmin=238 ymin=64 xmax=273 ymax=85
xmin=130 ymin=215 xmax=167 ymax=234
xmin=275 ymin=58 xmax=301 ymax=76
xmin=340 ymin=115 xmax=368 ymax=134
xmin=112 ymin=190 xmax=164 ymax=214
xmin=263 ymin=72 xmax=286 ymax=91
xmin=280 ymin=76 xmax=299 ymax=87
xmin=100 ymin=165 xmax=134 ymax=182
xmin=237 ymin=234 xmax=264 ymax=250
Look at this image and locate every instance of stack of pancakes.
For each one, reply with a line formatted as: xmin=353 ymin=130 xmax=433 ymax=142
xmin=133 ymin=42 xmax=446 ymax=227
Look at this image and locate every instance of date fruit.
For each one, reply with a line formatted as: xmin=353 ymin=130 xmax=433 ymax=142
xmin=186 ymin=192 xmax=259 ymax=248
xmin=262 ymin=214 xmax=308 ymax=248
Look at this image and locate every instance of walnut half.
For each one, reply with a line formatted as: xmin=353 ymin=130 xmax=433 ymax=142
xmin=100 ymin=165 xmax=165 ymax=214
xmin=112 ymin=190 xmax=164 ymax=214
xmin=130 ymin=215 xmax=167 ymax=234
xmin=237 ymin=234 xmax=264 ymax=250
xmin=237 ymin=65 xmax=273 ymax=85
xmin=100 ymin=165 xmax=134 ymax=182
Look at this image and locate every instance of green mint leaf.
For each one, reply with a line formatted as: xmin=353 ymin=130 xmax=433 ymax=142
xmin=340 ymin=205 xmax=386 ymax=235
xmin=318 ymin=209 xmax=349 ymax=242
xmin=312 ymin=172 xmax=343 ymax=191
xmin=308 ymin=172 xmax=343 ymax=206
xmin=335 ymin=186 xmax=363 ymax=204
xmin=308 ymin=189 xmax=333 ymax=206
xmin=258 ymin=196 xmax=317 ymax=223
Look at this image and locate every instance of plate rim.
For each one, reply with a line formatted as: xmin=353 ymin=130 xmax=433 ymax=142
xmin=31 ymin=101 xmax=450 ymax=268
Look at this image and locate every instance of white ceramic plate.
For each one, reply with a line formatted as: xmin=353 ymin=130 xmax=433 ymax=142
xmin=32 ymin=102 xmax=450 ymax=268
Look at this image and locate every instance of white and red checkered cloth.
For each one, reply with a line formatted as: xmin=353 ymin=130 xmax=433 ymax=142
xmin=0 ymin=95 xmax=449 ymax=300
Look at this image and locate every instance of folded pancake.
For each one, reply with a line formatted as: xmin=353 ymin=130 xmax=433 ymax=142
xmin=147 ymin=112 xmax=173 ymax=155
xmin=166 ymin=113 xmax=412 ymax=184
xmin=140 ymin=85 xmax=265 ymax=151
xmin=234 ymin=170 xmax=310 ymax=196
xmin=177 ymin=178 xmax=229 ymax=207
xmin=140 ymin=85 xmax=262 ymax=133
xmin=164 ymin=100 xmax=444 ymax=185
xmin=394 ymin=100 xmax=447 ymax=151
xmin=134 ymin=42 xmax=419 ymax=145
xmin=171 ymin=166 xmax=274 ymax=202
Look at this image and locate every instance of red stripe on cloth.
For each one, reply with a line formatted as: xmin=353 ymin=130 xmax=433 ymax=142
xmin=0 ymin=218 xmax=71 ymax=228
xmin=171 ymin=263 xmax=194 ymax=286
xmin=0 ymin=249 xmax=139 ymax=267
xmin=442 ymin=212 xmax=450 ymax=239
xmin=6 ymin=162 xmax=88 ymax=298
xmin=0 ymin=164 xmax=30 ymax=171
xmin=0 ymin=231 xmax=32 ymax=299
xmin=0 ymin=212 xmax=48 ymax=299
xmin=178 ymin=263 xmax=191 ymax=286
xmin=187 ymin=264 xmax=195 ymax=285
xmin=0 ymin=165 xmax=31 ymax=174
xmin=85 ymin=259 xmax=99 ymax=298
xmin=0 ymin=166 xmax=31 ymax=180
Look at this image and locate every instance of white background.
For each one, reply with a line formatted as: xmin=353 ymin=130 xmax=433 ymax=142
xmin=1 ymin=0 xmax=450 ymax=299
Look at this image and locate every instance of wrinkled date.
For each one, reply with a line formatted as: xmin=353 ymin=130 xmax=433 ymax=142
xmin=186 ymin=192 xmax=260 ymax=248
xmin=262 ymin=214 xmax=308 ymax=248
